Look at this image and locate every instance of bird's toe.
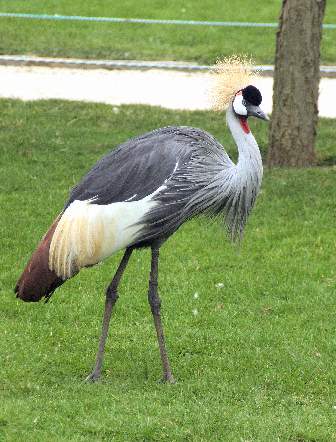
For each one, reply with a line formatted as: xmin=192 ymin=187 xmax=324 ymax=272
xmin=158 ymin=374 xmax=176 ymax=384
xmin=84 ymin=371 xmax=101 ymax=383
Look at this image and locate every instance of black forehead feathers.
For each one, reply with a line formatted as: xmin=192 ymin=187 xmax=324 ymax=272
xmin=242 ymin=85 xmax=262 ymax=106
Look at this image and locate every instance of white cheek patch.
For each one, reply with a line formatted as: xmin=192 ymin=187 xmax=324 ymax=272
xmin=233 ymin=94 xmax=248 ymax=116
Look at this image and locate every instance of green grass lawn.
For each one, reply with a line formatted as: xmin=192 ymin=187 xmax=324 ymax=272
xmin=1 ymin=99 xmax=336 ymax=441
xmin=0 ymin=0 xmax=335 ymax=65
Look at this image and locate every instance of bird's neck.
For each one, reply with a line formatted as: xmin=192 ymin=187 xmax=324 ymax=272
xmin=226 ymin=103 xmax=263 ymax=182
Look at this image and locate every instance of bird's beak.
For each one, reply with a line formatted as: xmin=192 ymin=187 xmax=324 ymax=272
xmin=246 ymin=104 xmax=269 ymax=121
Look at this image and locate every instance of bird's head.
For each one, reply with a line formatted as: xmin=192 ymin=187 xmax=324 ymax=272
xmin=232 ymin=85 xmax=269 ymax=122
xmin=211 ymin=55 xmax=269 ymax=127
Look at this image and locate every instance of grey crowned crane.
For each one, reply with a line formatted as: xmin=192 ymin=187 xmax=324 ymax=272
xmin=15 ymin=57 xmax=268 ymax=383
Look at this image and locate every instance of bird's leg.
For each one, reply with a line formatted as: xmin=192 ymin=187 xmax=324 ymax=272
xmin=85 ymin=247 xmax=133 ymax=382
xmin=148 ymin=246 xmax=175 ymax=384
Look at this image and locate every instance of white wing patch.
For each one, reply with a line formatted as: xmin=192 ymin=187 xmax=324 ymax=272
xmin=49 ymin=187 xmax=165 ymax=279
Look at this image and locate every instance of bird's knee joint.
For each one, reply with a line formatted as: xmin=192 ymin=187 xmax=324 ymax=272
xmin=150 ymin=300 xmax=161 ymax=315
xmin=148 ymin=289 xmax=161 ymax=314
xmin=106 ymin=286 xmax=118 ymax=302
xmin=149 ymin=279 xmax=158 ymax=287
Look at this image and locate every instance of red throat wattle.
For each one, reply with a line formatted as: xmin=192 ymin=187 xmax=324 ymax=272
xmin=239 ymin=117 xmax=250 ymax=134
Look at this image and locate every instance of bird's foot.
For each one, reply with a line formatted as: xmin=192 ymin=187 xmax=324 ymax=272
xmin=84 ymin=370 xmax=101 ymax=383
xmin=159 ymin=373 xmax=176 ymax=384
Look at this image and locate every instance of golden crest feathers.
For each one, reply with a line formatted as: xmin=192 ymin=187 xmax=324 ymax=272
xmin=210 ymin=55 xmax=259 ymax=111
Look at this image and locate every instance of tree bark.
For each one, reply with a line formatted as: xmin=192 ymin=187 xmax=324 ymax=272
xmin=267 ymin=0 xmax=326 ymax=167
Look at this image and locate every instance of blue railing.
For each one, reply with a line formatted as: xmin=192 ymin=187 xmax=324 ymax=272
xmin=0 ymin=12 xmax=335 ymax=29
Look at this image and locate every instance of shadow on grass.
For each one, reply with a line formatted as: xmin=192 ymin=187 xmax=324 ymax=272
xmin=317 ymin=154 xmax=336 ymax=166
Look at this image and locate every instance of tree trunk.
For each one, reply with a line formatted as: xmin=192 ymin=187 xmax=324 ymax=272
xmin=267 ymin=0 xmax=326 ymax=167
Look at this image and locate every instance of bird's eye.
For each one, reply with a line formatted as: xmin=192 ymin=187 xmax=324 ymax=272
xmin=242 ymin=99 xmax=247 ymax=107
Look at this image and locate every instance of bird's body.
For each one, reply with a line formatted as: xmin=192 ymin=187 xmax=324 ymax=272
xmin=53 ymin=126 xmax=230 ymax=280
xmin=15 ymin=59 xmax=268 ymax=382
xmin=52 ymin=119 xmax=261 ymax=278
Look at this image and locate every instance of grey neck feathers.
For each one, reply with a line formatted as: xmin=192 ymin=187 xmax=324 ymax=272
xmin=138 ymin=110 xmax=263 ymax=244
xmin=222 ymin=103 xmax=263 ymax=239
xmin=226 ymin=102 xmax=263 ymax=176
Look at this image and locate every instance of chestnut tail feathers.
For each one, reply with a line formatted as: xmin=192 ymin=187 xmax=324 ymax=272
xmin=14 ymin=217 xmax=66 ymax=302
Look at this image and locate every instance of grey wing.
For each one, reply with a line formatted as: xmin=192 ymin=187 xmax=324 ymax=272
xmin=65 ymin=125 xmax=232 ymax=244
xmin=133 ymin=129 xmax=234 ymax=243
xmin=65 ymin=127 xmax=200 ymax=208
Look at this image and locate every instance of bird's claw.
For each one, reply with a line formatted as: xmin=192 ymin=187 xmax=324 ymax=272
xmin=158 ymin=374 xmax=176 ymax=384
xmin=85 ymin=371 xmax=101 ymax=382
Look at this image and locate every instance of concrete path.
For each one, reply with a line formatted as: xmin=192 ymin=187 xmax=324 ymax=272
xmin=0 ymin=64 xmax=335 ymax=118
